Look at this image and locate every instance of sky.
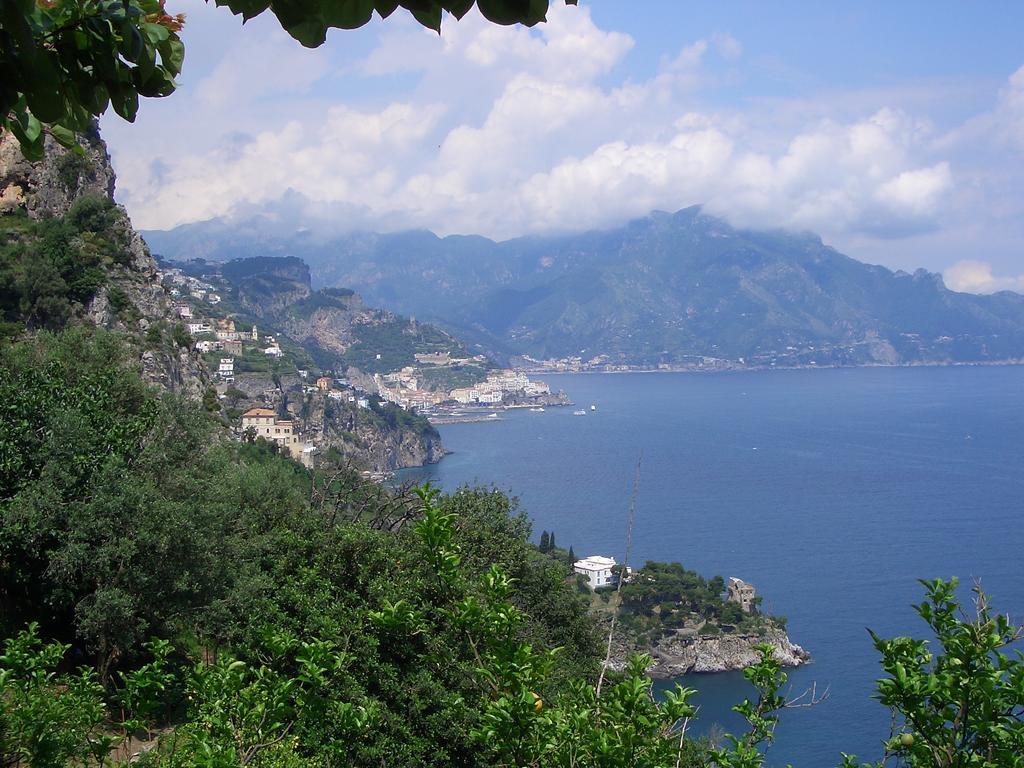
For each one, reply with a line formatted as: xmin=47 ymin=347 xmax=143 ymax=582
xmin=100 ymin=1 xmax=1024 ymax=293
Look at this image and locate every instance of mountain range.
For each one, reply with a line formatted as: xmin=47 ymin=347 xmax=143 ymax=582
xmin=144 ymin=207 xmax=1024 ymax=368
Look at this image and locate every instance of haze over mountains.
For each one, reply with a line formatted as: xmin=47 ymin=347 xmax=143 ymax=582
xmin=144 ymin=207 xmax=1024 ymax=368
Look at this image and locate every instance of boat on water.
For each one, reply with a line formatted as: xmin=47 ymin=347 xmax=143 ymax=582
xmin=573 ymin=409 xmax=587 ymax=416
xmin=590 ymin=404 xmax=597 ymax=411
xmin=529 ymin=407 xmax=545 ymax=412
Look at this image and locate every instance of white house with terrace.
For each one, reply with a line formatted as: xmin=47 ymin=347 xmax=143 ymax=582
xmin=573 ymin=555 xmax=618 ymax=590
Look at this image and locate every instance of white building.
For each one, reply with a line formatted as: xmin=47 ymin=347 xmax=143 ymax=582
xmin=449 ymin=387 xmax=478 ymax=404
xmin=300 ymin=443 xmax=316 ymax=468
xmin=264 ymin=345 xmax=283 ymax=358
xmin=218 ymin=357 xmax=234 ymax=382
xmin=187 ymin=322 xmax=211 ymax=335
xmin=573 ymin=555 xmax=617 ymax=590
xmin=357 ymin=397 xmax=369 ymax=409
xmin=525 ymin=380 xmax=550 ymax=396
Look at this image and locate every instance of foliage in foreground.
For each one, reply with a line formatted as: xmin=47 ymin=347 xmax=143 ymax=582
xmin=2 ymin=330 xmax=1023 ymax=767
xmin=4 ymin=548 xmax=1023 ymax=767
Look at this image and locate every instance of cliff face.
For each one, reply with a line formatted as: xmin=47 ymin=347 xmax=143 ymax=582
xmin=0 ymin=130 xmax=210 ymax=399
xmin=279 ymin=296 xmax=370 ymax=358
xmin=349 ymin=417 xmax=445 ymax=472
xmin=0 ymin=129 xmax=114 ymax=218
xmin=608 ymin=626 xmax=809 ymax=679
xmin=297 ymin=390 xmax=445 ymax=473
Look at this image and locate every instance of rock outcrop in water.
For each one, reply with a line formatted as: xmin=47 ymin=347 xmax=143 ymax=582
xmin=646 ymin=629 xmax=809 ymax=677
xmin=606 ymin=625 xmax=809 ymax=679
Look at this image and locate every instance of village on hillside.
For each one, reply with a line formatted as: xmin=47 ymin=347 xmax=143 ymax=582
xmin=157 ymin=263 xmax=568 ymax=473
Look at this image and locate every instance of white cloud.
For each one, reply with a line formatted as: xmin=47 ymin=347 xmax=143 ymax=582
xmin=193 ymin=26 xmax=331 ymax=107
xmin=875 ymin=163 xmax=952 ymax=217
xmin=103 ymin=2 xmax=1012 ymax=254
xmin=944 ymin=260 xmax=1024 ymax=294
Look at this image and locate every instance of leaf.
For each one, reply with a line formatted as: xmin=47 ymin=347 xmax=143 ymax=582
xmin=214 ymin=0 xmax=272 ymax=21
xmin=411 ymin=4 xmax=442 ymax=31
xmin=7 ymin=114 xmax=44 ymax=161
xmin=477 ymin=0 xmax=548 ymax=26
xmin=50 ymin=124 xmax=82 ymax=152
xmin=23 ymin=53 xmax=66 ymax=123
xmin=445 ymin=0 xmax=475 ymax=19
xmin=323 ymin=0 xmax=376 ymax=29
xmin=158 ymin=38 xmax=185 ymax=76
xmin=271 ymin=0 xmax=331 ymax=47
xmin=110 ymin=84 xmax=140 ymax=122
xmin=140 ymin=22 xmax=170 ymax=46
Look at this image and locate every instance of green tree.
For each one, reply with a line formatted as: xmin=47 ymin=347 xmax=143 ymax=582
xmin=539 ymin=530 xmax=549 ymax=552
xmin=0 ymin=624 xmax=114 ymax=767
xmin=0 ymin=193 xmax=123 ymax=332
xmin=842 ymin=578 xmax=1024 ymax=768
xmin=0 ymin=0 xmax=184 ymax=159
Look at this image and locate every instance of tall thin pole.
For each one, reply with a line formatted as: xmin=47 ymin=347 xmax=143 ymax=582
xmin=596 ymin=451 xmax=641 ymax=699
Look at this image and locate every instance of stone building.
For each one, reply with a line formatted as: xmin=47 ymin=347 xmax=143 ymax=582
xmin=241 ymin=407 xmax=303 ymax=460
xmin=727 ymin=577 xmax=757 ymax=613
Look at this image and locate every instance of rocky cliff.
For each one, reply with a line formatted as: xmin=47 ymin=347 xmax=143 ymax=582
xmin=228 ymin=374 xmax=445 ymax=473
xmin=0 ymin=129 xmax=211 ymax=400
xmin=0 ymin=127 xmax=114 ymax=218
xmin=1 ymin=133 xmax=452 ymax=473
xmin=607 ymin=626 xmax=810 ymax=679
xmin=302 ymin=389 xmax=444 ymax=472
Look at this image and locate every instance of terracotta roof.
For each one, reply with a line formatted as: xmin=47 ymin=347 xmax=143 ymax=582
xmin=242 ymin=408 xmax=276 ymax=417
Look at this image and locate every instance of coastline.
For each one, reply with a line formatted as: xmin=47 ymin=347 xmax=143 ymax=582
xmin=523 ymin=358 xmax=1024 ymax=377
xmin=423 ymin=396 xmax=575 ymax=425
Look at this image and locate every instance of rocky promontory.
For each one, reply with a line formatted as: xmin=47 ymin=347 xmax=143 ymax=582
xmin=605 ymin=624 xmax=809 ymax=679
xmin=597 ymin=561 xmax=809 ymax=678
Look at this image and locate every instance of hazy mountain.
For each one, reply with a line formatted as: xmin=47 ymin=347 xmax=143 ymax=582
xmin=144 ymin=207 xmax=1024 ymax=367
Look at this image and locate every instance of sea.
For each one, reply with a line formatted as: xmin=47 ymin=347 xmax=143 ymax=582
xmin=397 ymin=367 xmax=1024 ymax=766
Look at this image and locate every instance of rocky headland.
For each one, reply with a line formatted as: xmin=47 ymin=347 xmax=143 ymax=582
xmin=603 ymin=621 xmax=809 ymax=679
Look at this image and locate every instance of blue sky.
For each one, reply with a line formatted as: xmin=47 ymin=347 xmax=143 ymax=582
xmin=101 ymin=1 xmax=1024 ymax=292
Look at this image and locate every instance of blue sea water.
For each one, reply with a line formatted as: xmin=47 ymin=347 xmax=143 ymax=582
xmin=398 ymin=367 xmax=1024 ymax=766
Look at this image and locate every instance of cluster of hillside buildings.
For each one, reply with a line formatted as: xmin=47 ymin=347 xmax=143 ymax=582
xmin=572 ymin=556 xmax=758 ymax=614
xmin=375 ymin=367 xmax=551 ymax=409
xmin=160 ymin=267 xmax=222 ymax=305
